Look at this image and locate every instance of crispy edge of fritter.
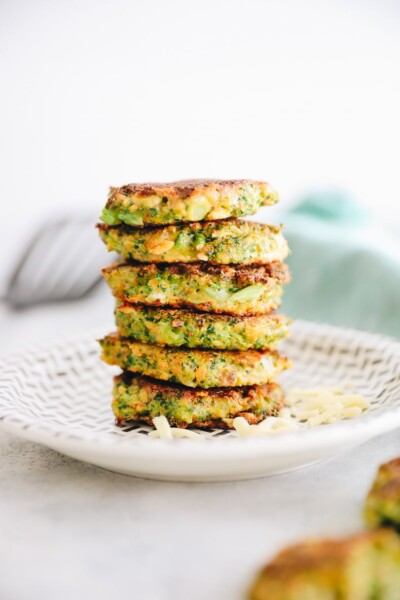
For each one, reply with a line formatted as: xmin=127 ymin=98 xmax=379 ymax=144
xmin=369 ymin=479 xmax=400 ymax=503
xmin=116 ymin=303 xmax=290 ymax=328
xmin=113 ymin=373 xmax=284 ymax=430
xmin=101 ymin=332 xmax=289 ymax=364
xmin=372 ymin=458 xmax=400 ymax=488
xmin=106 ymin=179 xmax=275 ymax=202
xmin=250 ymin=528 xmax=400 ymax=598
xmin=365 ymin=457 xmax=400 ymax=527
xmin=96 ymin=218 xmax=281 ymax=235
xmin=101 ymin=260 xmax=290 ymax=287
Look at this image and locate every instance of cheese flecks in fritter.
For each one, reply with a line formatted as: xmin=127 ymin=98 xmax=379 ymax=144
xmin=102 ymin=261 xmax=290 ymax=316
xmin=113 ymin=373 xmax=284 ymax=429
xmin=250 ymin=528 xmax=400 ymax=600
xmin=115 ymin=304 xmax=290 ymax=350
xmin=99 ymin=334 xmax=290 ymax=388
xmin=100 ymin=179 xmax=278 ymax=226
xmin=97 ymin=220 xmax=289 ymax=265
xmin=365 ymin=458 xmax=400 ymax=531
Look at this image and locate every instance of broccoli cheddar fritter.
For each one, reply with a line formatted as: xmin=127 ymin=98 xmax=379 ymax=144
xmin=115 ymin=304 xmax=290 ymax=350
xmin=102 ymin=261 xmax=290 ymax=316
xmin=250 ymin=528 xmax=400 ymax=600
xmin=97 ymin=219 xmax=289 ymax=265
xmin=99 ymin=333 xmax=290 ymax=388
xmin=364 ymin=458 xmax=400 ymax=531
xmin=100 ymin=179 xmax=278 ymax=226
xmin=113 ymin=373 xmax=284 ymax=428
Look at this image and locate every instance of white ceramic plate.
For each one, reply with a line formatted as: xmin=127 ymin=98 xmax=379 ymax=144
xmin=0 ymin=320 xmax=399 ymax=482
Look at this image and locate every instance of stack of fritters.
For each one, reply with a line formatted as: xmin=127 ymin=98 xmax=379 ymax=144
xmin=97 ymin=179 xmax=291 ymax=429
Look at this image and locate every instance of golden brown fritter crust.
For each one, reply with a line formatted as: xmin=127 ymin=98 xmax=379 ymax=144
xmin=102 ymin=260 xmax=290 ymax=287
xmin=364 ymin=457 xmax=400 ymax=529
xmin=101 ymin=179 xmax=279 ymax=226
xmin=107 ymin=179 xmax=270 ymax=200
xmin=373 ymin=458 xmax=400 ymax=487
xmin=116 ymin=302 xmax=288 ymax=324
xmin=123 ymin=412 xmax=269 ymax=430
xmin=102 ymin=260 xmax=289 ymax=315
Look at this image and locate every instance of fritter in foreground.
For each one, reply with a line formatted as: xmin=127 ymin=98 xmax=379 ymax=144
xmin=113 ymin=373 xmax=284 ymax=429
xmin=365 ymin=457 xmax=400 ymax=531
xmin=250 ymin=528 xmax=400 ymax=600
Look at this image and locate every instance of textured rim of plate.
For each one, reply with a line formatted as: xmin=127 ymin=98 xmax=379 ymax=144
xmin=0 ymin=320 xmax=400 ymax=461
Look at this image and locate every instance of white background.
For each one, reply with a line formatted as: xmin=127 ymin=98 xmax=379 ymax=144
xmin=0 ymin=0 xmax=400 ymax=293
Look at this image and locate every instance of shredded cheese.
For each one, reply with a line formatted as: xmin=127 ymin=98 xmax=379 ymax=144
xmin=150 ymin=416 xmax=205 ymax=440
xmin=148 ymin=386 xmax=370 ymax=440
xmin=233 ymin=386 xmax=370 ymax=437
xmin=285 ymin=387 xmax=370 ymax=426
xmin=234 ymin=415 xmax=301 ymax=437
xmin=233 ymin=413 xmax=300 ymax=437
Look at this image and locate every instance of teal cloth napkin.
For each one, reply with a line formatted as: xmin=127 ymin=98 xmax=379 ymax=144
xmin=277 ymin=192 xmax=400 ymax=338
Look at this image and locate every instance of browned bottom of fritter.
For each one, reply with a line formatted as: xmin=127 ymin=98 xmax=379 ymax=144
xmin=118 ymin=411 xmax=274 ymax=431
xmin=103 ymin=259 xmax=290 ymax=286
xmin=113 ymin=373 xmax=284 ymax=429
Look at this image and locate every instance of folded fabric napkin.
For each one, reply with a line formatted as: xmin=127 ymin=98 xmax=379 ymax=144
xmin=278 ymin=191 xmax=400 ymax=339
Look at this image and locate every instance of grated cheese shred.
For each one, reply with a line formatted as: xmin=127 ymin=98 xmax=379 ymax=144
xmin=233 ymin=386 xmax=370 ymax=437
xmin=149 ymin=415 xmax=205 ymax=440
xmin=149 ymin=386 xmax=370 ymax=440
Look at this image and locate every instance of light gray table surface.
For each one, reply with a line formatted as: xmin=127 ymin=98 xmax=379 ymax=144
xmin=1 ymin=284 xmax=399 ymax=600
